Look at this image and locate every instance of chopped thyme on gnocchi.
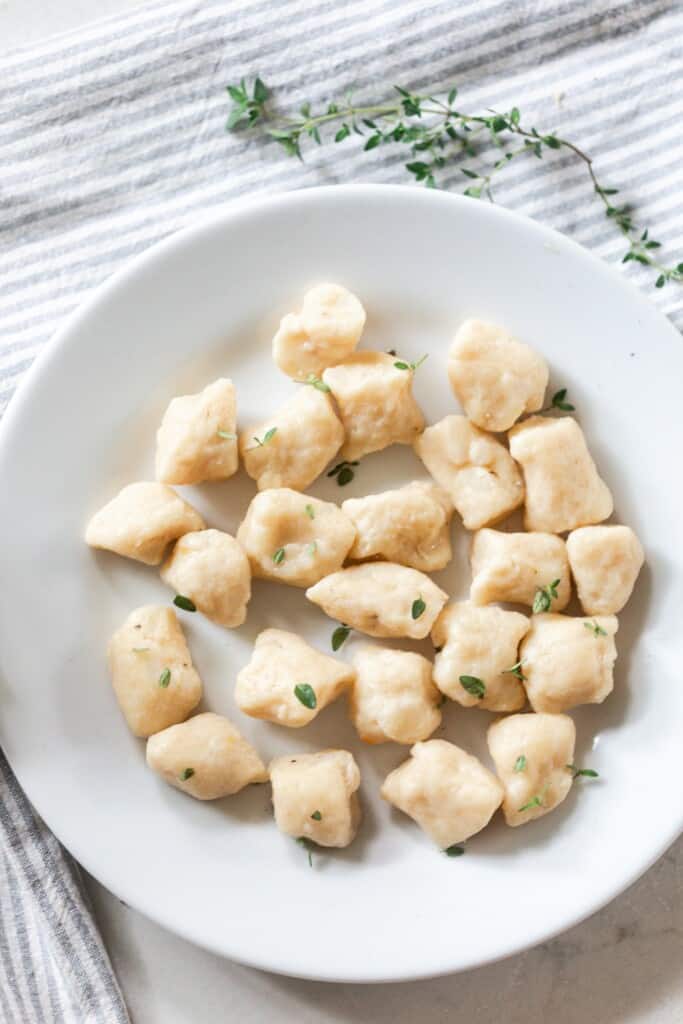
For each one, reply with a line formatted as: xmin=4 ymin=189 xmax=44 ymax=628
xmin=237 ymin=489 xmax=356 ymax=588
xmin=270 ymin=750 xmax=362 ymax=848
xmin=235 ymin=629 xmax=353 ymax=727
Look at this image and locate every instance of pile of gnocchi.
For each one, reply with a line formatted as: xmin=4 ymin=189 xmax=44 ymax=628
xmin=86 ymin=284 xmax=644 ymax=857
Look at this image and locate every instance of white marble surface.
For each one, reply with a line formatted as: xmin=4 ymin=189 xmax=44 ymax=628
xmin=3 ymin=2 xmax=683 ymax=1021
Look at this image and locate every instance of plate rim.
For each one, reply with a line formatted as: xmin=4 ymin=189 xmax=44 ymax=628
xmin=1 ymin=182 xmax=681 ymax=982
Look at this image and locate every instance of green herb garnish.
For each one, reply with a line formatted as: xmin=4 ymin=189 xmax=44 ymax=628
xmin=394 ymin=354 xmax=428 ymax=372
xmin=294 ymin=683 xmax=317 ymax=709
xmin=272 ymin=547 xmax=286 ymax=565
xmin=331 ymin=624 xmax=351 ymax=651
xmin=444 ymin=844 xmax=465 ymax=857
xmin=216 ymin=428 xmax=237 ymax=440
xmin=514 ymin=755 xmax=527 ymax=773
xmin=226 ymin=78 xmax=683 ymax=290
xmin=225 ymin=76 xmax=269 ymax=129
xmin=411 ymin=595 xmax=426 ymax=620
xmin=459 ymin=675 xmax=486 ymax=699
xmin=305 ymin=503 xmax=315 ymax=519
xmin=251 ymin=426 xmax=277 ymax=448
xmin=503 ymin=660 xmax=526 ymax=681
xmin=567 ymin=764 xmax=599 ymax=779
xmin=179 ymin=767 xmax=195 ymax=782
xmin=550 ymin=388 xmax=575 ymax=412
xmin=519 ymin=794 xmax=543 ymax=812
xmin=311 ymin=810 xmax=322 ymax=821
xmin=158 ymin=668 xmax=171 ymax=688
xmin=584 ymin=620 xmax=607 ymax=637
xmin=173 ymin=594 xmax=197 ymax=612
xmin=307 ymin=541 xmax=317 ymax=557
xmin=301 ymin=373 xmax=331 ymax=392
xmin=327 ymin=460 xmax=359 ymax=486
xmin=532 ymin=579 xmax=560 ymax=614
xmin=297 ymin=836 xmax=314 ymax=867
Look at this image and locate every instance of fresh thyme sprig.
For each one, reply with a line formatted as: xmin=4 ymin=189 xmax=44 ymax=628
xmin=226 ymin=79 xmax=683 ymax=290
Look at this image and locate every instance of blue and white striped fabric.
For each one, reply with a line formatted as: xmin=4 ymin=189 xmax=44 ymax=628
xmin=0 ymin=753 xmax=129 ymax=1022
xmin=1 ymin=0 xmax=682 ymax=1018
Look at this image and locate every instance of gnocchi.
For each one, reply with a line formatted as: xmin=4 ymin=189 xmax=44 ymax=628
xmin=431 ymin=601 xmax=530 ymax=711
xmin=273 ymin=283 xmax=366 ymax=379
xmin=235 ymin=628 xmax=354 ymax=727
xmin=342 ymin=481 xmax=453 ymax=572
xmin=107 ymin=606 xmax=202 ymax=737
xmin=487 ymin=712 xmax=576 ymax=826
xmin=270 ymin=749 xmax=362 ymax=848
xmin=448 ymin=319 xmax=548 ymax=431
xmin=146 ymin=712 xmax=268 ymax=799
xmin=237 ymin=489 xmax=356 ymax=588
xmin=306 ymin=562 xmax=448 ymax=640
xmin=86 ymin=482 xmax=204 ymax=565
xmin=414 ymin=415 xmax=524 ymax=530
xmin=349 ymin=645 xmax=442 ymax=744
xmin=155 ymin=377 xmax=238 ymax=485
xmin=520 ymin=612 xmax=618 ymax=713
xmin=322 ymin=351 xmax=425 ymax=461
xmin=567 ymin=524 xmax=644 ymax=615
xmin=508 ymin=415 xmax=613 ymax=533
xmin=381 ymin=739 xmax=504 ymax=849
xmin=161 ymin=529 xmax=251 ymax=628
xmin=470 ymin=528 xmax=571 ymax=610
xmin=240 ymin=386 xmax=344 ymax=492
xmin=89 ymin=286 xmax=638 ymax=864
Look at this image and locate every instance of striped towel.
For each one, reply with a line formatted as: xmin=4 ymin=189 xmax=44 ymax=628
xmin=1 ymin=0 xmax=681 ymax=1017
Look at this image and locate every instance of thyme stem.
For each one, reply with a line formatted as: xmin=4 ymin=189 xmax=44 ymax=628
xmin=226 ymin=79 xmax=683 ymax=290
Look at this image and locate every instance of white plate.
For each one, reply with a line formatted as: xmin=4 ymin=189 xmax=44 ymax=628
xmin=0 ymin=185 xmax=681 ymax=983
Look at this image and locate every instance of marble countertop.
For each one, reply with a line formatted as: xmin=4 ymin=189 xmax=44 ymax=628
xmin=3 ymin=3 xmax=682 ymax=1021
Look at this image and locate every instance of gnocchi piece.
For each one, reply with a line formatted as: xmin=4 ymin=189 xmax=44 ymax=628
xmin=470 ymin=528 xmax=571 ymax=610
xmin=107 ymin=606 xmax=202 ymax=737
xmin=322 ymin=351 xmax=425 ymax=462
xmin=237 ymin=489 xmax=356 ymax=588
xmin=567 ymin=524 xmax=644 ymax=615
xmin=155 ymin=377 xmax=238 ymax=485
xmin=381 ymin=740 xmax=503 ymax=849
xmin=448 ymin=319 xmax=549 ymax=431
xmin=146 ymin=712 xmax=268 ymax=800
xmin=342 ymin=481 xmax=453 ymax=572
xmin=240 ymin=386 xmax=344 ymax=492
xmin=487 ymin=712 xmax=576 ymax=826
xmin=508 ymin=416 xmax=613 ymax=533
xmin=273 ymin=283 xmax=366 ymax=379
xmin=85 ymin=482 xmax=204 ymax=565
xmin=306 ymin=563 xmax=448 ymax=640
xmin=235 ymin=628 xmax=355 ymax=727
xmin=269 ymin=749 xmax=361 ymax=848
xmin=414 ymin=415 xmax=524 ymax=530
xmin=349 ymin=645 xmax=442 ymax=744
xmin=160 ymin=529 xmax=251 ymax=628
xmin=431 ymin=602 xmax=530 ymax=711
xmin=520 ymin=612 xmax=618 ymax=713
